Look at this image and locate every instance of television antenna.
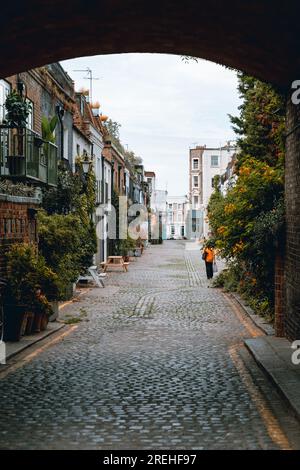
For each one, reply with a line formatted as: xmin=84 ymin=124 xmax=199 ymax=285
xmin=73 ymin=67 xmax=101 ymax=103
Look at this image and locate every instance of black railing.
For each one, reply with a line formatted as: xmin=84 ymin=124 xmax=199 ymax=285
xmin=0 ymin=127 xmax=58 ymax=186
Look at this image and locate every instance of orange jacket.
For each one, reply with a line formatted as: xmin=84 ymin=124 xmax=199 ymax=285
xmin=204 ymin=247 xmax=214 ymax=263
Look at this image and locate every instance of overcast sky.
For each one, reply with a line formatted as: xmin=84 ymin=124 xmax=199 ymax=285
xmin=61 ymin=54 xmax=241 ymax=196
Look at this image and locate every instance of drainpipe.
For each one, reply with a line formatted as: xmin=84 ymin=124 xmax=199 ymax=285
xmin=55 ymin=105 xmax=65 ymax=161
xmin=111 ymin=159 xmax=115 ymax=194
xmin=101 ymin=154 xmax=105 ymax=204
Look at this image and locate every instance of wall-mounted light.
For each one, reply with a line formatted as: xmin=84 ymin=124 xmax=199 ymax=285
xmin=82 ymin=160 xmax=90 ymax=174
xmin=82 ymin=152 xmax=91 ymax=174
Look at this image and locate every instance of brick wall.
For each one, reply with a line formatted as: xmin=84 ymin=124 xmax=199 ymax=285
xmin=275 ymin=249 xmax=285 ymax=337
xmin=6 ymin=71 xmax=44 ymax=134
xmin=0 ymin=196 xmax=39 ymax=278
xmin=284 ymin=96 xmax=300 ymax=340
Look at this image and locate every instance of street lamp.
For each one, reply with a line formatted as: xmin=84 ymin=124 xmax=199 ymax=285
xmin=82 ymin=160 xmax=90 ymax=174
xmin=82 ymin=152 xmax=91 ymax=174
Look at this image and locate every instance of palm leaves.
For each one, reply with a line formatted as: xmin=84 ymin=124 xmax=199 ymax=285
xmin=41 ymin=115 xmax=58 ymax=143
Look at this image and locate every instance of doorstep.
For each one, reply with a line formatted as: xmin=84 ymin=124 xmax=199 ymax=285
xmin=4 ymin=321 xmax=65 ymax=361
xmin=245 ymin=336 xmax=300 ymax=422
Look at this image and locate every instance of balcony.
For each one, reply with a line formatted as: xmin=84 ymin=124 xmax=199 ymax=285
xmin=0 ymin=126 xmax=58 ymax=186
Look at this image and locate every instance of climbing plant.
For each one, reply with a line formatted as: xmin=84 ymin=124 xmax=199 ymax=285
xmin=208 ymin=73 xmax=286 ymax=320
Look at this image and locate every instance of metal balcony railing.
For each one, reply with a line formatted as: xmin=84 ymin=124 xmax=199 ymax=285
xmin=0 ymin=126 xmax=58 ymax=186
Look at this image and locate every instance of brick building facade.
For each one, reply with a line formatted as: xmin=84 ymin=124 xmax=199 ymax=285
xmin=284 ymin=97 xmax=300 ymax=340
xmin=0 ymin=194 xmax=39 ymax=278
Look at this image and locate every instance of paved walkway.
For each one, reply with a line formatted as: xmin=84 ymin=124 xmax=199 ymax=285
xmin=1 ymin=240 xmax=300 ymax=449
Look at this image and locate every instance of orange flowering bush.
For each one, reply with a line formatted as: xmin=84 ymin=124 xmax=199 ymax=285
xmin=207 ymin=73 xmax=285 ymax=320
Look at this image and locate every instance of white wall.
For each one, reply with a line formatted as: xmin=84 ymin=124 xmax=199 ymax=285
xmin=166 ymin=196 xmax=189 ymax=239
xmin=72 ymin=128 xmax=92 ymax=170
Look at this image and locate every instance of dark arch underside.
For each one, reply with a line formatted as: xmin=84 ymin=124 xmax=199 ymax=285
xmin=1 ymin=1 xmax=300 ymax=88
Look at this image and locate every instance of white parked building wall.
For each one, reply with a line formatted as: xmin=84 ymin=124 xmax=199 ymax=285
xmin=166 ymin=196 xmax=189 ymax=239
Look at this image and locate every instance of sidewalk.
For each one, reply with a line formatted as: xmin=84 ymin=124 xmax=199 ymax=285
xmin=245 ymin=336 xmax=300 ymax=422
xmin=229 ymin=291 xmax=300 ymax=423
xmin=5 ymin=321 xmax=65 ymax=361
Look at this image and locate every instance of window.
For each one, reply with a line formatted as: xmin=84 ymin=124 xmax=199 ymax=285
xmin=171 ymin=225 xmax=175 ymax=235
xmin=26 ymin=99 xmax=33 ymax=130
xmin=0 ymin=80 xmax=10 ymax=124
xmin=181 ymin=225 xmax=185 ymax=237
xmin=147 ymin=177 xmax=152 ymax=184
xmin=80 ymin=96 xmax=84 ymax=115
xmin=211 ymin=155 xmax=219 ymax=167
xmin=173 ymin=203 xmax=178 ymax=210
xmin=76 ymin=144 xmax=80 ymax=156
xmin=178 ymin=212 xmax=182 ymax=223
xmin=63 ymin=128 xmax=69 ymax=160
xmin=178 ymin=204 xmax=182 ymax=210
xmin=193 ymin=158 xmax=199 ymax=170
xmin=193 ymin=196 xmax=198 ymax=207
xmin=193 ymin=176 xmax=199 ymax=187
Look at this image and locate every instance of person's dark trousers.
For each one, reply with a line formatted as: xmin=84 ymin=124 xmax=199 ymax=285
xmin=205 ymin=261 xmax=213 ymax=279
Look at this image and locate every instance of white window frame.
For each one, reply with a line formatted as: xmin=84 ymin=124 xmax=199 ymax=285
xmin=211 ymin=155 xmax=219 ymax=167
xmin=193 ymin=158 xmax=199 ymax=170
xmin=0 ymin=80 xmax=11 ymax=124
xmin=25 ymin=98 xmax=34 ymax=130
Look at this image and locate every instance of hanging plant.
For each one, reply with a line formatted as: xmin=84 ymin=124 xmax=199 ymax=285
xmin=4 ymin=90 xmax=32 ymax=128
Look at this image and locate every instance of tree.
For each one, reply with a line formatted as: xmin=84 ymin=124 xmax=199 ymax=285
xmin=207 ymin=73 xmax=285 ymax=319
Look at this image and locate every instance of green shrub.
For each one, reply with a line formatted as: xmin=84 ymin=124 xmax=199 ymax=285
xmin=38 ymin=211 xmax=97 ymax=300
xmin=5 ymin=243 xmax=59 ymax=305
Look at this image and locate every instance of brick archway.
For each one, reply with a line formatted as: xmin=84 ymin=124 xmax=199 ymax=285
xmin=1 ymin=0 xmax=300 ymax=339
xmin=0 ymin=1 xmax=299 ymax=89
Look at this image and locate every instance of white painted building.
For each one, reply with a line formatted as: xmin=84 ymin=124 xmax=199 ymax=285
xmin=166 ymin=195 xmax=189 ymax=239
xmin=189 ymin=141 xmax=236 ymax=237
xmin=74 ymin=94 xmax=111 ymax=264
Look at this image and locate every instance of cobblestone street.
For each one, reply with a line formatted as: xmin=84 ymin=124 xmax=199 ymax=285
xmin=1 ymin=240 xmax=300 ymax=450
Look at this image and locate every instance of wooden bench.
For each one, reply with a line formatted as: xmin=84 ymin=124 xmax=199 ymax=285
xmin=101 ymin=256 xmax=129 ymax=272
xmin=123 ymin=262 xmax=129 ymax=272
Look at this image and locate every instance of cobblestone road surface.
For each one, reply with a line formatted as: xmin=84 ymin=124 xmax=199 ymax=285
xmin=1 ymin=240 xmax=300 ymax=449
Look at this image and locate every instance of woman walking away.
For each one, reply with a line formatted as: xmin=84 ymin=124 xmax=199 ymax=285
xmin=202 ymin=243 xmax=215 ymax=281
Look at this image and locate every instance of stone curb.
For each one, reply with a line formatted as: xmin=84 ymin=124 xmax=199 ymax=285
xmin=5 ymin=322 xmax=65 ymax=361
xmin=245 ymin=336 xmax=300 ymax=423
xmin=230 ymin=292 xmax=275 ymax=336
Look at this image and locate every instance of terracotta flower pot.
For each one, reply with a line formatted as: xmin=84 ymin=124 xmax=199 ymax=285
xmin=20 ymin=311 xmax=29 ymax=336
xmin=3 ymin=305 xmax=27 ymax=342
xmin=25 ymin=311 xmax=35 ymax=335
xmin=40 ymin=314 xmax=49 ymax=331
xmin=33 ymin=313 xmax=42 ymax=333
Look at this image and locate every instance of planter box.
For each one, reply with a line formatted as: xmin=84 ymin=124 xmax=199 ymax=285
xmin=3 ymin=304 xmax=26 ymax=342
xmin=63 ymin=282 xmax=75 ymax=301
xmin=134 ymin=248 xmax=142 ymax=257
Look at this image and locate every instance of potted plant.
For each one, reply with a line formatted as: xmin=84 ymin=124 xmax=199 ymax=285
xmin=25 ymin=310 xmax=35 ymax=335
xmin=119 ymin=237 xmax=136 ymax=261
xmin=4 ymin=90 xmax=32 ymax=175
xmin=4 ymin=243 xmax=58 ymax=340
xmin=32 ymin=287 xmax=53 ymax=332
xmin=5 ymin=90 xmax=32 ymax=128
